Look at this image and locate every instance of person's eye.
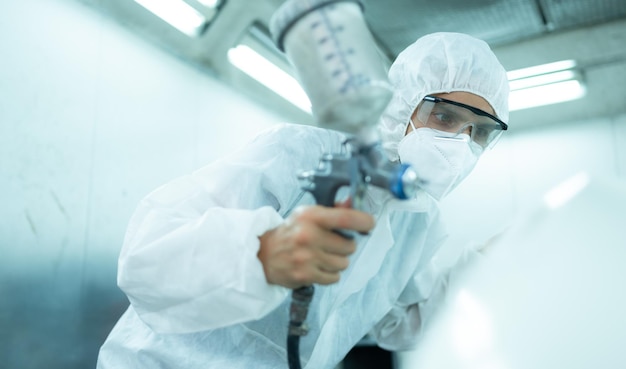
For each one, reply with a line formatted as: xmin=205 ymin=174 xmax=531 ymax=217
xmin=474 ymin=127 xmax=489 ymax=139
xmin=472 ymin=126 xmax=491 ymax=145
xmin=431 ymin=112 xmax=457 ymax=128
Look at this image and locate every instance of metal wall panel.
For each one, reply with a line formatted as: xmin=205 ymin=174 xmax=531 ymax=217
xmin=0 ymin=1 xmax=284 ymax=368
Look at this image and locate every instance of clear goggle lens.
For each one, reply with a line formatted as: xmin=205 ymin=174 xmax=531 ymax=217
xmin=416 ymin=96 xmax=507 ymax=149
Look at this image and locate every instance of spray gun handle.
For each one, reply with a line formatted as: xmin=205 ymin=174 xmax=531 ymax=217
xmin=299 ymin=154 xmax=353 ymax=207
xmin=289 ymin=285 xmax=315 ymax=336
xmin=299 ymin=153 xmax=361 ymax=240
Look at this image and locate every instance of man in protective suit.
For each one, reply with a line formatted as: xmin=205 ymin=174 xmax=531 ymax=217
xmin=97 ymin=32 xmax=510 ymax=369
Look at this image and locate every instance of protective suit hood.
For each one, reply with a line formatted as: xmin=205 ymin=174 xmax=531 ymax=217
xmin=378 ymin=32 xmax=510 ymax=161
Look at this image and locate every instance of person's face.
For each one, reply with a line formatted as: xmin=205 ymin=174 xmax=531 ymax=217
xmin=405 ymin=92 xmax=495 ymax=135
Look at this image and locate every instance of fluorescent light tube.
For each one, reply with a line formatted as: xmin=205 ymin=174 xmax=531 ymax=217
xmin=507 ymin=60 xmax=577 ymax=81
xmin=197 ymin=0 xmax=221 ymax=7
xmin=228 ymin=45 xmax=312 ymax=113
xmin=507 ymin=60 xmax=585 ymax=111
xmin=509 ymin=79 xmax=586 ymax=111
xmin=134 ymin=0 xmax=207 ymax=37
xmin=508 ymin=70 xmax=577 ymax=90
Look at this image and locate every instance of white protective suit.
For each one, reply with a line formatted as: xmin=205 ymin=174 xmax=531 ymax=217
xmin=97 ymin=32 xmax=509 ymax=369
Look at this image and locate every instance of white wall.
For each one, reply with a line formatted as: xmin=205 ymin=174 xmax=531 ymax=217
xmin=0 ymin=0 xmax=284 ymax=367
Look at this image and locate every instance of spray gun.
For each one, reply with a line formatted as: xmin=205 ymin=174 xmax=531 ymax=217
xmin=269 ymin=1 xmax=421 ymax=368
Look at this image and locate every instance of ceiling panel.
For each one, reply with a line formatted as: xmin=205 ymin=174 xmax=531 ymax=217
xmin=76 ymin=0 xmax=626 ymax=130
xmin=540 ymin=0 xmax=626 ymax=30
xmin=362 ymin=0 xmax=546 ymax=59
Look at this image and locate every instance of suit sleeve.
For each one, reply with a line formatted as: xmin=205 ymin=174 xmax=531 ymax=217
xmin=117 ymin=124 xmax=339 ymax=334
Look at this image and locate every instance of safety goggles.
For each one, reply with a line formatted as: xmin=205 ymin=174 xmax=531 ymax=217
xmin=416 ymin=95 xmax=508 ymax=148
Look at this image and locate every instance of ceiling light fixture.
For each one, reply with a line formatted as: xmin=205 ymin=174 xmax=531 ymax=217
xmin=228 ymin=44 xmax=312 ymax=114
xmin=197 ymin=0 xmax=222 ymax=7
xmin=506 ymin=60 xmax=577 ymax=81
xmin=133 ymin=0 xmax=208 ymax=37
xmin=508 ymin=60 xmax=586 ymax=111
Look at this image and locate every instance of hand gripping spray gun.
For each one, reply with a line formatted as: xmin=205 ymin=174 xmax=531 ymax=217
xmin=269 ymin=1 xmax=421 ymax=368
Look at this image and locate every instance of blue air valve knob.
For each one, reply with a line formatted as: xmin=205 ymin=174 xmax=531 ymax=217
xmin=390 ymin=164 xmax=420 ymax=200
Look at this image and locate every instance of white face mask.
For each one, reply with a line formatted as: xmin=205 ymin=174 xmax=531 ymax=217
xmin=397 ymin=124 xmax=483 ymax=200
